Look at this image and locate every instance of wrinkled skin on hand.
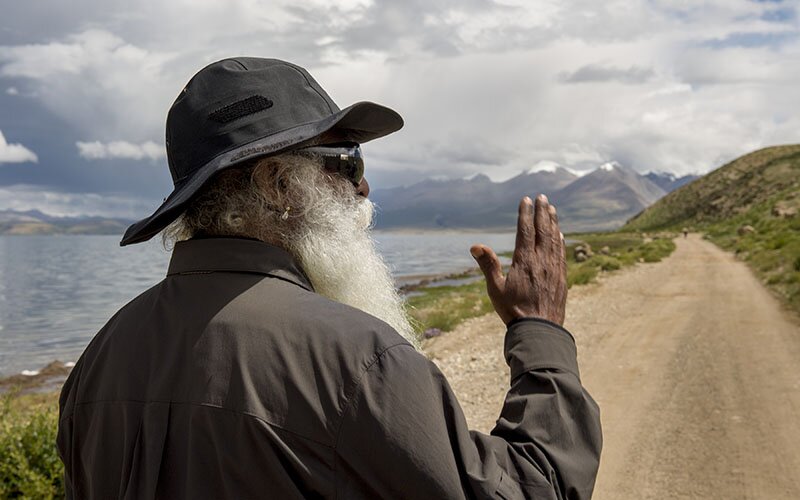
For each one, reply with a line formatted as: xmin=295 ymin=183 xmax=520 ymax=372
xmin=470 ymin=194 xmax=568 ymax=326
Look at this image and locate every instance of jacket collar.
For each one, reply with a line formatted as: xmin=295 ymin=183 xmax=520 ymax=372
xmin=167 ymin=237 xmax=314 ymax=292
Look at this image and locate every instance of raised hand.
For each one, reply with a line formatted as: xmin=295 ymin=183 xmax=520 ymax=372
xmin=470 ymin=195 xmax=568 ymax=326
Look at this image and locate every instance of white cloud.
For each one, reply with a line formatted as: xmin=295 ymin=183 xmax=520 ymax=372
xmin=0 ymin=0 xmax=798 ymax=189
xmin=76 ymin=140 xmax=164 ymax=161
xmin=0 ymin=130 xmax=37 ymax=164
xmin=5 ymin=86 xmax=18 ymax=95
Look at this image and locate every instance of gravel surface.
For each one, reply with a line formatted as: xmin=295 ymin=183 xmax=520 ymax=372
xmin=423 ymin=234 xmax=800 ymax=499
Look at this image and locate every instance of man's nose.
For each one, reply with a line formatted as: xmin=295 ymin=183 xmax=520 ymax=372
xmin=357 ymin=177 xmax=370 ymax=198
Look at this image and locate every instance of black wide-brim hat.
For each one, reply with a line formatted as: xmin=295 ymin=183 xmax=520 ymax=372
xmin=120 ymin=57 xmax=403 ymax=246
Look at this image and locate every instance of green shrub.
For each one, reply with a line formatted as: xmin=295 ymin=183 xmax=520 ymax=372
xmin=0 ymin=392 xmax=64 ymax=499
xmin=783 ymin=272 xmax=800 ymax=285
xmin=767 ymin=274 xmax=783 ymax=285
xmin=768 ymin=234 xmax=789 ymax=250
xmin=406 ymin=279 xmax=494 ymax=333
xmin=639 ymin=239 xmax=677 ymax=263
xmin=593 ymin=256 xmax=622 ymax=272
xmin=568 ymin=265 xmax=598 ymax=287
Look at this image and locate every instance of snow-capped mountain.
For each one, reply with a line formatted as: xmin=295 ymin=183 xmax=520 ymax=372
xmin=371 ymin=162 xmax=686 ymax=232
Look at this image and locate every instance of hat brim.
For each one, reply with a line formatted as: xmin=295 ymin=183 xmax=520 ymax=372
xmin=120 ymin=101 xmax=403 ymax=246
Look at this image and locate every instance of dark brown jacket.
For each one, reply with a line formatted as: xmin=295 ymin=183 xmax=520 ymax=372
xmin=58 ymin=237 xmax=601 ymax=499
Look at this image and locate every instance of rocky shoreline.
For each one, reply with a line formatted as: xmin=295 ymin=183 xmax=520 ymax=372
xmin=0 ymin=360 xmax=74 ymax=395
xmin=397 ymin=266 xmax=483 ymax=294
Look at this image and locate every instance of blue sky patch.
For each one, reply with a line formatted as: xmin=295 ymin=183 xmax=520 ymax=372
xmin=701 ymin=31 xmax=798 ymax=49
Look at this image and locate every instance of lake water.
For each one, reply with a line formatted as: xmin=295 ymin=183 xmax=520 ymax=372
xmin=0 ymin=232 xmax=515 ymax=376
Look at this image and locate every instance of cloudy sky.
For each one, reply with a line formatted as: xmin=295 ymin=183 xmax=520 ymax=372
xmin=0 ymin=0 xmax=798 ymax=218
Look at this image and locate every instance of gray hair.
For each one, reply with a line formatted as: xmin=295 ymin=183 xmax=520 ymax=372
xmin=161 ymin=152 xmax=357 ymax=249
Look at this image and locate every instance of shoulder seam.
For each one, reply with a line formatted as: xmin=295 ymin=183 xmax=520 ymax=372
xmin=333 ymin=342 xmax=411 ymax=440
xmin=331 ymin=342 xmax=413 ymax=497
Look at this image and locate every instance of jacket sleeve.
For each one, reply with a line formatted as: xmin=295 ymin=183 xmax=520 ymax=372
xmin=334 ymin=319 xmax=602 ymax=500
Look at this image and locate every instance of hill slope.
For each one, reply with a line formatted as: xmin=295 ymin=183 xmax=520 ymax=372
xmin=625 ymin=145 xmax=800 ymax=230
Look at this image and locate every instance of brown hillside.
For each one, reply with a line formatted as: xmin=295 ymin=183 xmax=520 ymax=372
xmin=625 ymin=144 xmax=800 ymax=230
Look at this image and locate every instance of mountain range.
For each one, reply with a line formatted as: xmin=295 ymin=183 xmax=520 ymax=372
xmin=0 ymin=209 xmax=132 ymax=235
xmin=372 ymin=163 xmax=698 ymax=233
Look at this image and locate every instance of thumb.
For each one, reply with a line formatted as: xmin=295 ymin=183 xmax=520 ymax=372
xmin=470 ymin=244 xmax=505 ymax=292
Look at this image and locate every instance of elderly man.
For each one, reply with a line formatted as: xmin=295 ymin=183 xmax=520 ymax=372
xmin=57 ymin=57 xmax=601 ymax=499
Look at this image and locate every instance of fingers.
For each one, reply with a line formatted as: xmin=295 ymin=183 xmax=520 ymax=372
xmin=549 ymin=206 xmax=567 ymax=276
xmin=513 ymin=197 xmax=535 ymax=263
xmin=470 ymin=244 xmax=505 ymax=293
xmin=548 ymin=204 xmax=558 ymax=226
xmin=534 ymin=194 xmax=555 ymax=248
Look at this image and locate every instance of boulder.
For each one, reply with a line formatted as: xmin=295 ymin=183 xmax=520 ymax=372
xmin=737 ymin=225 xmax=756 ymax=236
xmin=575 ymin=252 xmax=588 ymax=263
xmin=574 ymin=243 xmax=594 ymax=260
xmin=600 ymin=246 xmax=611 ymax=255
xmin=772 ymin=202 xmax=798 ymax=218
xmin=423 ymin=327 xmax=442 ymax=339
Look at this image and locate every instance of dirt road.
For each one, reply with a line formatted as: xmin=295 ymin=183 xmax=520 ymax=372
xmin=424 ymin=234 xmax=800 ymax=499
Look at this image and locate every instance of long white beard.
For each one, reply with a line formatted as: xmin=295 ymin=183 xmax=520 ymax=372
xmin=286 ymin=196 xmax=419 ymax=349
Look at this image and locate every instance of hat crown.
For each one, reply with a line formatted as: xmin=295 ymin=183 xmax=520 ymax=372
xmin=166 ymin=58 xmax=340 ymax=185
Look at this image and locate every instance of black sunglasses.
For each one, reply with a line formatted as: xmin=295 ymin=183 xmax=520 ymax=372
xmin=298 ymin=143 xmax=364 ymax=187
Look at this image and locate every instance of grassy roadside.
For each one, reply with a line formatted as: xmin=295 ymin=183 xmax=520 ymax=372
xmin=625 ymin=184 xmax=800 ymax=317
xmin=701 ymin=190 xmax=800 ymax=315
xmin=0 ymin=390 xmax=63 ymax=498
xmin=407 ymin=232 xmax=676 ymax=336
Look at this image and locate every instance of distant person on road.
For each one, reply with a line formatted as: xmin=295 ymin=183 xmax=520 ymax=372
xmin=57 ymin=57 xmax=602 ymax=499
xmin=683 ymin=227 xmax=689 ymax=238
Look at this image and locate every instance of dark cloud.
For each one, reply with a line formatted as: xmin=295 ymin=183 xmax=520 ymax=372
xmin=559 ymin=65 xmax=655 ymax=84
xmin=0 ymin=84 xmax=171 ymax=199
